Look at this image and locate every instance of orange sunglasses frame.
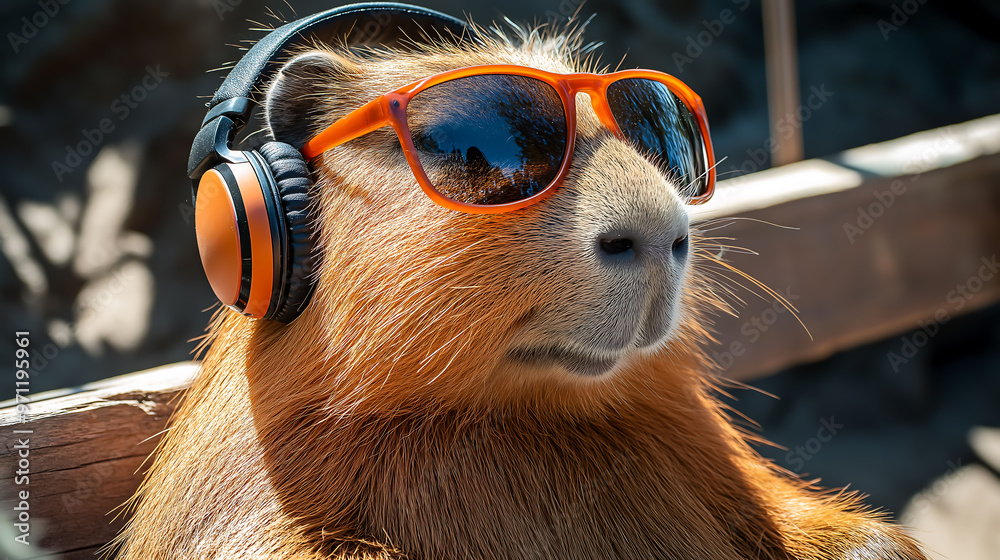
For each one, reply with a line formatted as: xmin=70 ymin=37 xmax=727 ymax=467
xmin=302 ymin=64 xmax=716 ymax=214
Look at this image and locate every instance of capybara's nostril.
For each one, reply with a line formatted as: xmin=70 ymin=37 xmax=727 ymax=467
xmin=600 ymin=237 xmax=634 ymax=256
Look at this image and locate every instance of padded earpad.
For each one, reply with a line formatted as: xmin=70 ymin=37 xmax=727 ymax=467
xmin=258 ymin=142 xmax=315 ymax=323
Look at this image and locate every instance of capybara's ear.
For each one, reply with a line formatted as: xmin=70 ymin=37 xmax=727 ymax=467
xmin=266 ymin=50 xmax=360 ymax=150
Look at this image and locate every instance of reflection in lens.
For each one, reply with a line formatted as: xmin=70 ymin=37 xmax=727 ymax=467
xmin=407 ymin=75 xmax=567 ymax=206
xmin=607 ymin=78 xmax=708 ymax=198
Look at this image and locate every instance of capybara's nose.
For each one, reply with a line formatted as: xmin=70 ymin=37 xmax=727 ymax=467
xmin=595 ymin=219 xmax=690 ymax=267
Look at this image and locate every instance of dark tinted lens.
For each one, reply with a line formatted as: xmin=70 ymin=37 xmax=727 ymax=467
xmin=407 ymin=75 xmax=567 ymax=206
xmin=606 ymin=78 xmax=708 ymax=198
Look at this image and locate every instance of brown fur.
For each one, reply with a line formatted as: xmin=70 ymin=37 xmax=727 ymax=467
xmin=116 ymin=21 xmax=925 ymax=560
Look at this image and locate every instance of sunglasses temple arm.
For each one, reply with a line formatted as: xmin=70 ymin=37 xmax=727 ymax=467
xmin=301 ymin=98 xmax=390 ymax=159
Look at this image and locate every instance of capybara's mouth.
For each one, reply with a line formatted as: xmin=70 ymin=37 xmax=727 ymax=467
xmin=506 ymin=344 xmax=622 ymax=377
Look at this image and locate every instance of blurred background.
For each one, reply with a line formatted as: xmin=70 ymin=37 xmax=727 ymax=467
xmin=1 ymin=0 xmax=999 ymax=557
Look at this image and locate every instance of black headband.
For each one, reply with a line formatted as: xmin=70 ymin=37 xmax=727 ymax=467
xmin=187 ymin=2 xmax=468 ymax=183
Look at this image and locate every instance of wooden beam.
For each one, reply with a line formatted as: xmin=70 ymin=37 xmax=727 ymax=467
xmin=693 ymin=114 xmax=1000 ymax=379
xmin=0 ymin=362 xmax=196 ymax=559
xmin=761 ymin=0 xmax=804 ymax=166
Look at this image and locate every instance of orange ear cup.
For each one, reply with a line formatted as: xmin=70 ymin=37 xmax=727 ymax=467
xmin=194 ymin=160 xmax=275 ymax=319
xmin=193 ymin=142 xmax=315 ymax=322
xmin=195 ymin=168 xmax=242 ymax=308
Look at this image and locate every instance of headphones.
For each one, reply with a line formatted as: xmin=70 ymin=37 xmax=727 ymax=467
xmin=188 ymin=3 xmax=469 ymax=323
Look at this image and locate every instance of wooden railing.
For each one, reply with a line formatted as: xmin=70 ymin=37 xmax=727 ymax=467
xmin=694 ymin=113 xmax=1000 ymax=379
xmin=1 ymin=363 xmax=196 ymax=559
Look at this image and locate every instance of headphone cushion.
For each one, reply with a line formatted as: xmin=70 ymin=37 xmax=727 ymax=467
xmin=258 ymin=141 xmax=315 ymax=323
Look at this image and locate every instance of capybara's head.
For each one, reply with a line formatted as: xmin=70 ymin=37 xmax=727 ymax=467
xmin=262 ymin=31 xmax=708 ymax=411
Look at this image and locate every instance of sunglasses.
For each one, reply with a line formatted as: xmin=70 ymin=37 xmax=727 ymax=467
xmin=302 ymin=64 xmax=716 ymax=214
